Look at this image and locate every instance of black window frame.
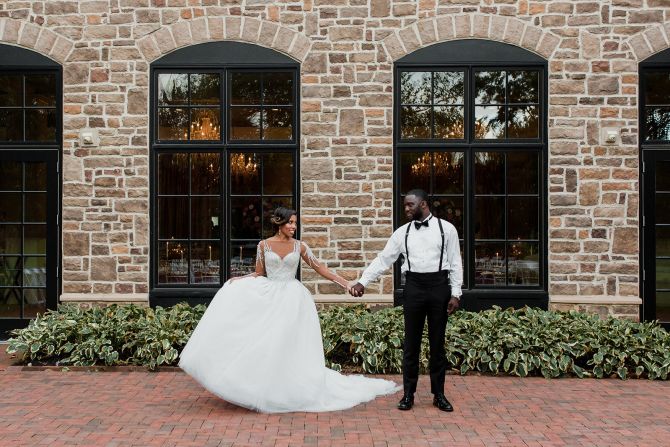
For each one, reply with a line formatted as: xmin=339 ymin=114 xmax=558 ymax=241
xmin=149 ymin=42 xmax=300 ymax=306
xmin=0 ymin=45 xmax=62 ymax=337
xmin=393 ymin=40 xmax=549 ymax=311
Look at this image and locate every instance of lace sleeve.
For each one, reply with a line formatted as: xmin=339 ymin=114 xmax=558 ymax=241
xmin=300 ymin=241 xmax=321 ymax=269
xmin=256 ymin=240 xmax=266 ymax=274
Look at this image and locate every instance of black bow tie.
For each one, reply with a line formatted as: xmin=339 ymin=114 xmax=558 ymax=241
xmin=414 ymin=220 xmax=429 ymax=230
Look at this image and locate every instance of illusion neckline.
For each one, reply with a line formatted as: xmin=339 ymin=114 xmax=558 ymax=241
xmin=265 ymin=239 xmax=300 ymax=261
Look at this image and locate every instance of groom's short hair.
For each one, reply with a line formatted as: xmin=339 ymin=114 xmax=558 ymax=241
xmin=406 ymin=188 xmax=429 ymax=204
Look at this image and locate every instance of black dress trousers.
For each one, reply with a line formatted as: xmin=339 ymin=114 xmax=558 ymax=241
xmin=402 ymin=270 xmax=450 ymax=395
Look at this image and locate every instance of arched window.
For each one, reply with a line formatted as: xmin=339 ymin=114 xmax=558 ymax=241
xmin=394 ymin=39 xmax=548 ymax=309
xmin=640 ymin=48 xmax=670 ymax=327
xmin=0 ymin=44 xmax=61 ymax=336
xmin=150 ymin=42 xmax=299 ymax=305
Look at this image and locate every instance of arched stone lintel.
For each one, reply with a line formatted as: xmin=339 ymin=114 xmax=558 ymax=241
xmin=137 ymin=16 xmax=311 ymax=64
xmin=0 ymin=18 xmax=73 ymax=65
xmin=627 ymin=23 xmax=670 ymax=62
xmin=382 ymin=14 xmax=560 ymax=63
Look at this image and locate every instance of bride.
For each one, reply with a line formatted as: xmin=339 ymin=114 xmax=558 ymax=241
xmin=179 ymin=207 xmax=400 ymax=413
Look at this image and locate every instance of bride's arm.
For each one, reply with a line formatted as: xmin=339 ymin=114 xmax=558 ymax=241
xmin=229 ymin=241 xmax=265 ymax=283
xmin=299 ymin=241 xmax=349 ymax=291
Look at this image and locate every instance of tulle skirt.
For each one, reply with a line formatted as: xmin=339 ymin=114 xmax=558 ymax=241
xmin=179 ymin=276 xmax=400 ymax=413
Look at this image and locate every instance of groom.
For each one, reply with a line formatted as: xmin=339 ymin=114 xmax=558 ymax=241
xmin=350 ymin=189 xmax=463 ymax=411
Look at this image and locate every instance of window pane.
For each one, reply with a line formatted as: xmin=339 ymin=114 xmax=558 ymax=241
xmin=399 ymin=152 xmax=431 ymax=194
xmin=434 ymin=106 xmax=464 ymax=139
xmin=24 ymin=193 xmax=46 ymax=223
xmin=0 ymin=256 xmax=21 ymax=286
xmin=158 ymin=108 xmax=188 ymax=140
xmin=508 ymin=71 xmax=538 ymax=104
xmin=263 ymin=108 xmax=292 ymax=140
xmin=157 ymin=153 xmax=189 ymax=195
xmin=655 ymin=226 xmax=670 ymax=257
xmin=434 ymin=71 xmax=464 ymax=104
xmin=230 ymin=242 xmax=259 ymax=278
xmin=433 ymin=152 xmax=464 ymax=194
xmin=25 ymin=162 xmax=47 ymax=191
xmin=656 ymin=193 xmax=670 ymax=224
xmin=400 ymin=106 xmax=431 ymax=139
xmin=230 ymin=153 xmax=260 ymax=194
xmin=25 ymin=74 xmax=56 ymax=107
xmin=190 ymin=73 xmax=220 ymax=105
xmin=474 ymin=106 xmax=505 ymax=139
xmin=431 ymin=197 xmax=464 ymax=237
xmin=24 ymin=225 xmax=46 ymax=255
xmin=474 ymin=242 xmax=506 ymax=286
xmin=0 ymin=75 xmax=22 ymax=106
xmin=475 ymin=71 xmax=505 ymax=104
xmin=263 ymin=153 xmax=293 ymax=195
xmin=507 ymin=152 xmax=539 ymax=194
xmin=475 ymin=197 xmax=504 ymax=239
xmin=0 ymin=194 xmax=21 ymax=222
xmin=23 ymin=257 xmax=46 ymax=287
xmin=475 ymin=152 xmax=505 ymax=194
xmin=0 ymin=289 xmax=21 ymax=318
xmin=230 ymin=107 xmax=261 ymax=140
xmin=645 ymin=72 xmax=670 ymax=105
xmin=191 ymin=197 xmax=220 ymax=239
xmin=656 ymin=259 xmax=670 ymax=289
xmin=400 ymin=72 xmax=431 ymax=104
xmin=158 ymin=241 xmax=188 ymax=284
xmin=657 ymin=161 xmax=670 ymax=191
xmin=0 ymin=161 xmax=22 ymax=190
xmin=508 ymin=197 xmax=538 ymax=240
xmin=0 ymin=109 xmax=23 ymax=141
xmin=158 ymin=73 xmax=188 ymax=106
xmin=25 ymin=109 xmax=56 ymax=141
xmin=507 ymin=106 xmax=539 ymax=139
xmin=508 ymin=242 xmax=539 ymax=286
xmin=23 ymin=289 xmax=46 ymax=318
xmin=230 ymin=197 xmax=262 ymax=239
xmin=263 ymin=197 xmax=293 ymax=238
xmin=190 ymin=108 xmax=220 ymax=140
xmin=0 ymin=225 xmax=21 ymax=254
xmin=656 ymin=292 xmax=670 ymax=323
xmin=646 ymin=107 xmax=670 ymax=141
xmin=264 ymin=72 xmax=293 ymax=105
xmin=191 ymin=153 xmax=221 ymax=195
xmin=158 ymin=197 xmax=189 ymax=239
xmin=231 ymin=72 xmax=261 ymax=105
xmin=191 ymin=242 xmax=220 ymax=284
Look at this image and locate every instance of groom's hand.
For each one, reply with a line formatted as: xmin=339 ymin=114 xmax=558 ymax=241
xmin=350 ymin=282 xmax=365 ymax=297
xmin=447 ymin=296 xmax=460 ymax=315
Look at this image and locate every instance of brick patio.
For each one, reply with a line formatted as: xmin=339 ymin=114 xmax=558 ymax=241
xmin=1 ymin=349 xmax=669 ymax=447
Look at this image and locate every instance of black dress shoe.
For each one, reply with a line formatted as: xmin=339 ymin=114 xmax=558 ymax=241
xmin=433 ymin=393 xmax=453 ymax=412
xmin=397 ymin=394 xmax=414 ymax=411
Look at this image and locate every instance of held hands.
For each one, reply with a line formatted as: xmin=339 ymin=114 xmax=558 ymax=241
xmin=447 ymin=296 xmax=460 ymax=315
xmin=348 ymin=282 xmax=365 ymax=297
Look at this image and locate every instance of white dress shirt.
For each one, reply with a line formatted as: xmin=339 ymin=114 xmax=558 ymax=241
xmin=359 ymin=214 xmax=463 ymax=298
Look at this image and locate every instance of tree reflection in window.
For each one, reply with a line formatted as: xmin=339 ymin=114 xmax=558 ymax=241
xmin=644 ymin=72 xmax=670 ymax=141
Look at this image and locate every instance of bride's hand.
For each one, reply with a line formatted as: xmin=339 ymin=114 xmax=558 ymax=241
xmin=347 ymin=280 xmax=358 ymax=296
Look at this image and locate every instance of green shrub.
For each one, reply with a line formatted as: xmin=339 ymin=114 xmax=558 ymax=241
xmin=6 ymin=303 xmax=670 ymax=379
xmin=6 ymin=303 xmax=205 ymax=369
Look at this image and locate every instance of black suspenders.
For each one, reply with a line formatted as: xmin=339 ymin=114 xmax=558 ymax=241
xmin=404 ymin=217 xmax=446 ymax=273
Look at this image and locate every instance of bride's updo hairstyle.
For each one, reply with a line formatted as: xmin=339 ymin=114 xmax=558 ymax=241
xmin=270 ymin=206 xmax=297 ymax=233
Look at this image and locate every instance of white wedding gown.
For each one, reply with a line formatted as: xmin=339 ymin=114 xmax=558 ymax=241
xmin=179 ymin=240 xmax=400 ymax=413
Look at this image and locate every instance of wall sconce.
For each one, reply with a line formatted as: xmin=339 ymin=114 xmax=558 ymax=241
xmin=601 ymin=127 xmax=619 ymax=145
xmin=79 ymin=128 xmax=99 ymax=147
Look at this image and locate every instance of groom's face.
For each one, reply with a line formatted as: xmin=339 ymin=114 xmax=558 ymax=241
xmin=404 ymin=195 xmax=425 ymax=221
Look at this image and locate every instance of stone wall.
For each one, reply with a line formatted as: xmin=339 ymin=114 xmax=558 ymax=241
xmin=1 ymin=0 xmax=668 ymax=308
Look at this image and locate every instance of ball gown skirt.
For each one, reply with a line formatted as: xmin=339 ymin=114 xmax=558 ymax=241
xmin=179 ymin=275 xmax=400 ymax=413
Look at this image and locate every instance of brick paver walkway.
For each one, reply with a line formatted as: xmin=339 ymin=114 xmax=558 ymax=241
xmin=1 ymin=352 xmax=669 ymax=446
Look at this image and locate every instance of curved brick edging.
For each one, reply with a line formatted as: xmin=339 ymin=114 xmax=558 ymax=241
xmin=626 ymin=23 xmax=670 ymax=61
xmin=136 ymin=16 xmax=311 ymax=64
xmin=381 ymin=13 xmax=561 ymax=62
xmin=0 ymin=17 xmax=74 ymax=64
